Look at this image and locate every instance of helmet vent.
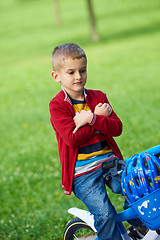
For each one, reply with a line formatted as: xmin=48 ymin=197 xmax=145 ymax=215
xmin=147 ymin=176 xmax=153 ymax=188
xmin=125 ymin=167 xmax=127 ymax=176
xmin=133 ymin=158 xmax=137 ymax=167
xmin=143 ymin=157 xmax=149 ymax=169
xmin=135 ymin=176 xmax=140 ymax=186
xmin=128 ymin=183 xmax=132 ymax=194
xmin=155 ymin=162 xmax=160 ymax=175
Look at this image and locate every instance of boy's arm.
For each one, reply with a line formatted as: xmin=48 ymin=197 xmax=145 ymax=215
xmin=73 ymin=110 xmax=93 ymax=134
xmin=49 ymin=102 xmax=95 ymax=148
xmin=94 ymin=103 xmax=112 ymax=117
xmin=90 ymin=97 xmax=122 ymax=137
xmin=91 ymin=112 xmax=122 ymax=137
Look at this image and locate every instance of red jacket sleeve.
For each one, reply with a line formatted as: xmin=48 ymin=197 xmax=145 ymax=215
xmin=90 ymin=112 xmax=122 ymax=137
xmin=49 ymin=101 xmax=95 ymax=148
xmin=89 ymin=94 xmax=122 ymax=137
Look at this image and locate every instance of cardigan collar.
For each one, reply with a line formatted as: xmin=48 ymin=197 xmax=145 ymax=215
xmin=61 ymin=87 xmax=87 ymax=105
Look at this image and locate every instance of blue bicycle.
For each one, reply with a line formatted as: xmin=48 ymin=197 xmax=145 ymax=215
xmin=63 ymin=145 xmax=160 ymax=240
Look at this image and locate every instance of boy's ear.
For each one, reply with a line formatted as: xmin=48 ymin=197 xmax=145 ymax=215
xmin=51 ymin=71 xmax=61 ymax=83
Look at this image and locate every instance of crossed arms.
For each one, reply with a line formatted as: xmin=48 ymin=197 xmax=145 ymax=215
xmin=50 ymin=97 xmax=122 ymax=148
xmin=73 ymin=103 xmax=112 ymax=133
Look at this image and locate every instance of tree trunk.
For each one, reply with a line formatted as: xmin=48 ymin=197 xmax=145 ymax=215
xmin=87 ymin=0 xmax=99 ymax=41
xmin=53 ymin=0 xmax=62 ymax=27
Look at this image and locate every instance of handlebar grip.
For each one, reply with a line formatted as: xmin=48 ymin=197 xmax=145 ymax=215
xmin=101 ymin=161 xmax=114 ymax=173
xmin=101 ymin=159 xmax=126 ymax=173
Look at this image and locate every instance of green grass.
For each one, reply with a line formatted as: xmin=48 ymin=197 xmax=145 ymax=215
xmin=0 ymin=0 xmax=160 ymax=239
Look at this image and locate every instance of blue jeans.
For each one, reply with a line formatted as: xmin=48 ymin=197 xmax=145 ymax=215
xmin=73 ymin=166 xmax=123 ymax=240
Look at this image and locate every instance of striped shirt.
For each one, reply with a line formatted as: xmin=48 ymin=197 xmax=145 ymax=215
xmin=71 ymin=98 xmax=117 ymax=177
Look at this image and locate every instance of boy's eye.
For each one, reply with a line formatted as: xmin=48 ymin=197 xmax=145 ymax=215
xmin=80 ymin=69 xmax=86 ymax=73
xmin=68 ymin=71 xmax=74 ymax=74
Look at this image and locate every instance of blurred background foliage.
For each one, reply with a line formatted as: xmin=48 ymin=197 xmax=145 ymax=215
xmin=0 ymin=0 xmax=160 ymax=239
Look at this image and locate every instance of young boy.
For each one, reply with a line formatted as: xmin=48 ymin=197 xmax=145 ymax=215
xmin=49 ymin=43 xmax=124 ymax=240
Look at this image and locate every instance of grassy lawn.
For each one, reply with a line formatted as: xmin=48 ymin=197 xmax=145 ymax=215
xmin=0 ymin=0 xmax=160 ymax=239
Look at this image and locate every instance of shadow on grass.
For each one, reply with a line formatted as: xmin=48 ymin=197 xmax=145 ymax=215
xmin=71 ymin=21 xmax=160 ymax=47
xmin=97 ymin=3 xmax=160 ymax=21
xmin=101 ymin=21 xmax=160 ymax=42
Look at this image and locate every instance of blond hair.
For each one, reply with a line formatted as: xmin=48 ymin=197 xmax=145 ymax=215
xmin=51 ymin=43 xmax=87 ymax=71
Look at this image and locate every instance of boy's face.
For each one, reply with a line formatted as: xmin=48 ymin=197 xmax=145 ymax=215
xmin=52 ymin=57 xmax=87 ymax=99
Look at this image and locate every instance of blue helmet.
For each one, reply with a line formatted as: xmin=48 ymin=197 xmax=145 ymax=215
xmin=121 ymin=152 xmax=160 ymax=204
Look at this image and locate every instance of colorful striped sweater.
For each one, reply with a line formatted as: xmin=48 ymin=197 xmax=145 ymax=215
xmin=71 ymin=98 xmax=118 ymax=177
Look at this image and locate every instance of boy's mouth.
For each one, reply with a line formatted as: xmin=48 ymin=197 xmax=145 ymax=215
xmin=74 ymin=81 xmax=82 ymax=85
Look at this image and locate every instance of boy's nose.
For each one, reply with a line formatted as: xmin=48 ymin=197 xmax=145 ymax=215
xmin=75 ymin=72 xmax=81 ymax=80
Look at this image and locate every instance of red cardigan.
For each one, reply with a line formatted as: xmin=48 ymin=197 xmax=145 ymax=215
xmin=49 ymin=89 xmax=123 ymax=195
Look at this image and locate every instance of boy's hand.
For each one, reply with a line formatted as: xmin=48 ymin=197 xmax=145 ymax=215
xmin=73 ymin=110 xmax=93 ymax=134
xmin=94 ymin=103 xmax=112 ymax=117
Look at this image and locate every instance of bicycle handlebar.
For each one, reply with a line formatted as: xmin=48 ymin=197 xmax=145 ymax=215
xmin=101 ymin=159 xmax=126 ymax=183
xmin=102 ymin=159 xmax=126 ymax=173
xmin=101 ymin=145 xmax=160 ymax=184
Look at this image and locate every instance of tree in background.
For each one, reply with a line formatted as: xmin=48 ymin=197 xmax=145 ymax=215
xmin=53 ymin=0 xmax=99 ymax=41
xmin=87 ymin=0 xmax=99 ymax=41
xmin=53 ymin=0 xmax=62 ymax=27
